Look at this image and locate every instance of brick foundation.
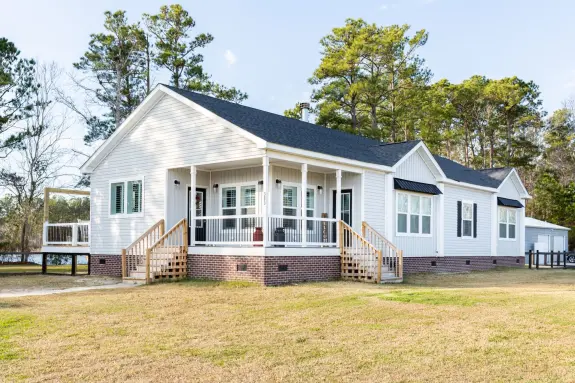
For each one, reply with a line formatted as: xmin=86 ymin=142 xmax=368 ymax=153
xmin=403 ymin=256 xmax=524 ymax=274
xmin=187 ymin=255 xmax=341 ymax=286
xmin=89 ymin=254 xmax=122 ymax=277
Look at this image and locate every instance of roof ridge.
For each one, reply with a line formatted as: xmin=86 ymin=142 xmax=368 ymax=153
xmin=378 ymin=139 xmax=421 ymax=147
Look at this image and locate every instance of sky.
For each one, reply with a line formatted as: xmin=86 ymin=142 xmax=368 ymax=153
xmin=2 ymin=0 xmax=575 ymax=183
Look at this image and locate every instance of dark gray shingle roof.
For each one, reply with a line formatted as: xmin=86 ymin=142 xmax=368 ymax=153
xmin=433 ymin=155 xmax=502 ymax=188
xmin=477 ymin=168 xmax=513 ymax=186
xmin=164 ymin=85 xmax=419 ymax=167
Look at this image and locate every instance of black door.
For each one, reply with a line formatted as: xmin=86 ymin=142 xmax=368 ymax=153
xmin=188 ymin=187 xmax=207 ymax=243
xmin=332 ymin=189 xmax=353 ymax=244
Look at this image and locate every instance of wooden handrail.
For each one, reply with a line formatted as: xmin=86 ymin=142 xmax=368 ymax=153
xmin=362 ymin=221 xmax=400 ymax=252
xmin=124 ymin=219 xmax=165 ymax=253
xmin=340 ymin=221 xmax=380 ymax=253
xmin=149 ymin=218 xmax=187 ymax=251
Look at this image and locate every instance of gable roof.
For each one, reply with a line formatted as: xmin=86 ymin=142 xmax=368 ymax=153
xmin=477 ymin=168 xmax=513 ymax=186
xmin=433 ymin=155 xmax=501 ymax=188
xmin=163 ymin=85 xmax=419 ymax=167
xmin=525 ymin=217 xmax=570 ymax=231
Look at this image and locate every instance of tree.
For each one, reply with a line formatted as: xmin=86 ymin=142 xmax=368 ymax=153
xmin=144 ymin=4 xmax=247 ymax=103
xmin=310 ymin=19 xmax=366 ymax=134
xmin=0 ymin=38 xmax=37 ymax=157
xmin=72 ymin=10 xmax=148 ymax=144
xmin=0 ymin=63 xmax=71 ymax=257
xmin=283 ymin=103 xmax=303 ymax=119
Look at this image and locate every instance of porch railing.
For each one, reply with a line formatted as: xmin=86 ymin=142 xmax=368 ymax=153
xmin=192 ymin=215 xmax=338 ymax=247
xmin=43 ymin=222 xmax=90 ymax=246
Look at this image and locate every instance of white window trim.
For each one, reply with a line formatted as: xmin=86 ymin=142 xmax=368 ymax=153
xmin=219 ymin=182 xmax=259 ymax=230
xmin=282 ymin=182 xmax=318 ymax=231
xmin=108 ymin=176 xmax=145 ymax=218
xmin=498 ymin=206 xmax=518 ymax=241
xmin=461 ymin=200 xmax=475 ymax=239
xmin=395 ymin=191 xmax=433 ymax=238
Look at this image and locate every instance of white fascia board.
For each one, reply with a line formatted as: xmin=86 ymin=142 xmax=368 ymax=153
xmin=391 ymin=141 xmax=446 ymax=180
xmin=80 ymin=87 xmax=165 ymax=174
xmin=265 ymin=144 xmax=392 ymax=173
xmin=159 ymin=85 xmax=267 ymax=149
xmin=442 ymin=178 xmax=498 ymax=193
xmin=497 ymin=168 xmax=531 ymax=199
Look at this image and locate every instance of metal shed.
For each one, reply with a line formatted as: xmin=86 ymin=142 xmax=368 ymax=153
xmin=525 ymin=217 xmax=570 ymax=264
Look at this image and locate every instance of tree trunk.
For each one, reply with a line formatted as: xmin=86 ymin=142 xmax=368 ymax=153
xmin=115 ymin=63 xmax=122 ymax=128
xmin=145 ymin=34 xmax=151 ymax=94
xmin=19 ymin=216 xmax=28 ymax=262
xmin=351 ymin=103 xmax=358 ymax=133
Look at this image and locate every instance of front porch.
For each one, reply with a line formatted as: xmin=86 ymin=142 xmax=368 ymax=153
xmin=166 ymin=154 xmax=359 ymax=250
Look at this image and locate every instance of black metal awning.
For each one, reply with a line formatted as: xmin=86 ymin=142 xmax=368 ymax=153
xmin=394 ymin=178 xmax=442 ymax=195
xmin=497 ymin=197 xmax=523 ymax=208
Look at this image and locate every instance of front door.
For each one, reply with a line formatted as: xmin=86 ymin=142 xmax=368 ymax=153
xmin=332 ymin=189 xmax=353 ymax=244
xmin=188 ymin=187 xmax=207 ymax=243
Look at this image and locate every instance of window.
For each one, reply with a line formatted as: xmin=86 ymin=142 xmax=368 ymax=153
xmin=283 ymin=186 xmax=298 ymax=229
xmin=241 ymin=185 xmax=256 ymax=228
xmin=110 ymin=182 xmax=124 ymax=215
xmin=499 ymin=207 xmax=517 ymax=240
xmin=221 ymin=185 xmax=257 ymax=229
xmin=306 ymin=188 xmax=314 ymax=230
xmin=110 ymin=179 xmax=143 ymax=216
xmin=397 ymin=192 xmax=432 ymax=235
xmin=222 ymin=187 xmax=237 ymax=229
xmin=462 ymin=201 xmax=473 ymax=237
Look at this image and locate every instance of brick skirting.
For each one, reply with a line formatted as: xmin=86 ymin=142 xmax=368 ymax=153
xmin=403 ymin=256 xmax=524 ymax=274
xmin=187 ymin=254 xmax=341 ymax=286
xmin=89 ymin=254 xmax=122 ymax=277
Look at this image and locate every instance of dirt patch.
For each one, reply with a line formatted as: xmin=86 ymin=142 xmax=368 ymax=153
xmin=0 ymin=274 xmax=122 ymax=295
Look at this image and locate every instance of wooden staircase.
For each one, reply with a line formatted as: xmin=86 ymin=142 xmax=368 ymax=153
xmin=339 ymin=221 xmax=403 ymax=283
xmin=122 ymin=219 xmax=188 ymax=283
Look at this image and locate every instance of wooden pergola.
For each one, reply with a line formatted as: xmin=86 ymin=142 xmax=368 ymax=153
xmin=43 ymin=187 xmax=90 ymax=224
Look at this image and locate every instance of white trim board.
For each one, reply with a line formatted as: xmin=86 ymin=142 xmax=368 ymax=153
xmin=188 ymin=247 xmax=339 ymax=256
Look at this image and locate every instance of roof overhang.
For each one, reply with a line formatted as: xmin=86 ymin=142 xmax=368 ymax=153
xmin=394 ymin=178 xmax=442 ymax=195
xmin=497 ymin=197 xmax=524 ymax=208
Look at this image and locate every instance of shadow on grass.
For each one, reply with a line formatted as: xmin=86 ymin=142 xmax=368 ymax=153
xmin=153 ymin=277 xmax=259 ymax=289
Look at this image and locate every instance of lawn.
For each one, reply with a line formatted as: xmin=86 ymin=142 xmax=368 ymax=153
xmin=2 ymin=268 xmax=575 ymax=382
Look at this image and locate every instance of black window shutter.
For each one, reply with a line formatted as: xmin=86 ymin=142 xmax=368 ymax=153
xmin=473 ymin=203 xmax=478 ymax=238
xmin=457 ymin=201 xmax=462 ymax=237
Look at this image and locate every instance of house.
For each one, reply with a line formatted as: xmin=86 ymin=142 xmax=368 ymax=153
xmin=524 ymin=217 xmax=570 ymax=264
xmin=44 ymin=84 xmax=530 ymax=285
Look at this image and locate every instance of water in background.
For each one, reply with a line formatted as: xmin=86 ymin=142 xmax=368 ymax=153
xmin=0 ymin=254 xmax=88 ymax=265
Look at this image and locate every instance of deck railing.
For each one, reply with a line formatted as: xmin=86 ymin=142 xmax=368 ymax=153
xmin=193 ymin=215 xmax=338 ymax=247
xmin=122 ymin=219 xmax=164 ymax=278
xmin=268 ymin=215 xmax=337 ymax=246
xmin=43 ymin=222 xmax=90 ymax=246
xmin=362 ymin=221 xmax=403 ymax=279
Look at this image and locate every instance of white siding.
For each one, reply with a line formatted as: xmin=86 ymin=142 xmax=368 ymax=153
xmin=90 ymin=94 xmax=263 ymax=254
xmin=497 ymin=174 xmax=523 ymax=257
xmin=395 ymin=150 xmax=436 ymax=184
xmin=444 ymin=184 xmax=492 ymax=257
xmin=363 ymin=171 xmax=386 ymax=234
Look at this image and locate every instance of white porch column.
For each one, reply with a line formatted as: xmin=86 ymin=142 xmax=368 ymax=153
xmin=384 ymin=173 xmax=394 ymax=240
xmin=301 ymin=163 xmax=308 ymax=247
xmin=336 ymin=169 xmax=342 ymax=247
xmin=491 ymin=193 xmax=498 ymax=256
xmin=437 ymin=182 xmax=445 ymax=257
xmin=262 ymin=157 xmax=270 ymax=247
xmin=190 ymin=165 xmax=197 ymax=246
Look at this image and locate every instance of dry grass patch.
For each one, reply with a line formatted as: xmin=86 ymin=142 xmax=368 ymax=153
xmin=0 ymin=274 xmax=121 ymax=293
xmin=2 ymin=269 xmax=575 ymax=382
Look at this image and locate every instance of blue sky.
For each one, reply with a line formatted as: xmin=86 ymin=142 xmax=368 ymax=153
xmin=2 ymin=0 xmax=575 ymax=158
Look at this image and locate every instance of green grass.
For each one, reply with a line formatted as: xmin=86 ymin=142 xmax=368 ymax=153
xmin=2 ymin=268 xmax=575 ymax=382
